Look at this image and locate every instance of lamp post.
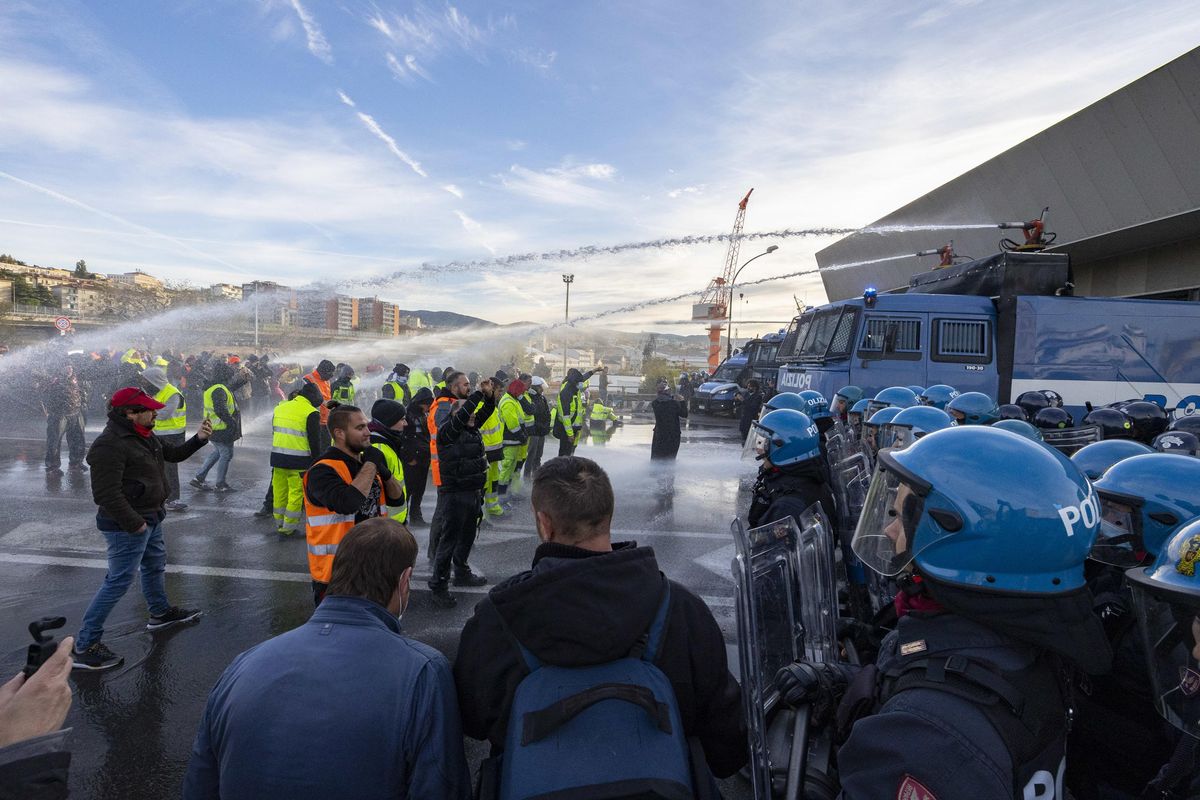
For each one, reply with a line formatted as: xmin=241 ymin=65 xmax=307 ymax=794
xmin=726 ymin=245 xmax=778 ymax=359
xmin=562 ymin=274 xmax=574 ymax=379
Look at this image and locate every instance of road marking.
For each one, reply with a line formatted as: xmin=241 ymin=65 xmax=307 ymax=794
xmin=0 ymin=551 xmax=735 ymax=607
xmin=693 ymin=543 xmax=737 ymax=583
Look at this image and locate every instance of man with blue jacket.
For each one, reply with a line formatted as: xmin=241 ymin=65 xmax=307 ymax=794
xmin=183 ymin=518 xmax=471 ymax=800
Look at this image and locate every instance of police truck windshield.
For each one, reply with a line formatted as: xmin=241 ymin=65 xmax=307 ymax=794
xmin=785 ymin=307 xmax=858 ymax=363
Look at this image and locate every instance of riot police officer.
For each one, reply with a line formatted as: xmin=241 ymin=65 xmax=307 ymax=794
xmin=746 ymin=409 xmax=836 ymax=529
xmin=778 ymin=426 xmax=1111 ymax=799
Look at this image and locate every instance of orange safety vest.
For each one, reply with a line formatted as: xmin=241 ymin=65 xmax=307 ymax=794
xmin=304 ymin=370 xmax=332 ymax=424
xmin=302 ymin=458 xmax=384 ymax=583
xmin=427 ymin=395 xmax=454 ymax=487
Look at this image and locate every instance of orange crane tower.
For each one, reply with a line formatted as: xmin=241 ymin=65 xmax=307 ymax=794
xmin=692 ymin=188 xmax=753 ymax=371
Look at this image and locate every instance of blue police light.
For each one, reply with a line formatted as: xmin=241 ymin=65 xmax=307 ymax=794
xmin=863 ymin=286 xmax=878 ymax=308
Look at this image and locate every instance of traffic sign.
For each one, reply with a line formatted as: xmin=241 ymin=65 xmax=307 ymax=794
xmin=54 ymin=316 xmax=72 ymax=332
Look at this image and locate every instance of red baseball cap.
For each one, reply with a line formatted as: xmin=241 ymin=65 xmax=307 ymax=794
xmin=110 ymin=387 xmax=166 ymax=410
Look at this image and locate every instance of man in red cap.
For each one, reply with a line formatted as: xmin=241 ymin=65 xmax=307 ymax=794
xmin=72 ymin=386 xmax=213 ymax=671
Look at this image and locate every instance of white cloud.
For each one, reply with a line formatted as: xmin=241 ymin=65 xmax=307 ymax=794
xmin=500 ymin=161 xmax=618 ymax=208
xmin=442 ymin=184 xmax=463 ymax=198
xmin=336 ymin=90 xmax=427 ymax=178
xmin=386 ymin=52 xmax=433 ymax=83
xmin=667 ymin=185 xmax=705 ymax=199
xmin=336 ymin=89 xmax=355 ymax=107
xmin=513 ymin=48 xmax=556 ymax=71
xmin=405 ymin=54 xmax=432 ymax=81
xmin=505 ymin=139 xmax=527 ymax=151
xmin=288 ymin=0 xmax=333 ymax=64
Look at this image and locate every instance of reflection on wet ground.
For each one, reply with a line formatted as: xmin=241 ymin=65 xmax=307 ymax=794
xmin=0 ymin=412 xmax=756 ymax=798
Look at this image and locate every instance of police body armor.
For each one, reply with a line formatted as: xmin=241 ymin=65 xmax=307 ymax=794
xmin=837 ymin=618 xmax=1072 ymax=800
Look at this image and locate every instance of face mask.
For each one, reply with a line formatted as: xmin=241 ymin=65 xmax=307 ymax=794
xmin=397 ymin=376 xmax=408 ymax=385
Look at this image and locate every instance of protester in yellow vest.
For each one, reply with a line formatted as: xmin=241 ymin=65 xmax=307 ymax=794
xmin=382 ymin=363 xmax=413 ymax=405
xmin=270 ymin=383 xmax=323 ymax=536
xmin=141 ymin=366 xmax=189 ymax=511
xmin=496 ymin=377 xmax=528 ymax=506
xmin=368 ymin=399 xmax=409 ymax=523
xmin=192 ymin=363 xmax=241 ymax=493
xmin=479 ymin=399 xmax=504 ymax=517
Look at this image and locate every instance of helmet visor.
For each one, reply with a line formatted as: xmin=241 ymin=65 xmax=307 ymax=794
xmin=879 ymin=423 xmax=917 ymax=452
xmin=742 ymin=424 xmax=769 ymax=462
xmin=1090 ymin=495 xmax=1144 ymax=567
xmin=1129 ymin=582 xmax=1200 ymax=739
xmin=851 ymin=464 xmax=927 ymax=577
xmin=865 ymin=399 xmax=890 ymax=420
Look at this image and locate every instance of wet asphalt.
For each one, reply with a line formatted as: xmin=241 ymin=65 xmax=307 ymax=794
xmin=0 ymin=410 xmax=758 ymax=799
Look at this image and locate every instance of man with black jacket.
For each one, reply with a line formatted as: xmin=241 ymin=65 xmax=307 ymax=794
xmin=73 ymin=386 xmax=212 ymax=671
xmin=400 ymin=387 xmax=433 ymax=524
xmin=522 ymin=376 xmax=551 ymax=479
xmin=427 ymin=376 xmax=501 ymax=608
xmin=453 ymin=456 xmax=748 ymax=781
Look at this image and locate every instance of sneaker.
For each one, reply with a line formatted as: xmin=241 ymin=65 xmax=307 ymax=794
xmin=146 ymin=606 xmax=202 ymax=631
xmin=45 ymin=466 xmax=64 ymax=476
xmin=69 ymin=463 xmax=89 ymax=473
xmin=277 ymin=527 xmax=297 ymax=537
xmin=166 ymin=500 xmax=189 ymax=512
xmin=409 ymin=512 xmax=426 ymax=525
xmin=213 ymin=483 xmax=237 ymax=493
xmin=190 ymin=477 xmax=211 ymax=490
xmin=429 ymin=586 xmax=457 ymax=609
xmin=485 ymin=505 xmax=504 ymax=517
xmin=453 ymin=569 xmax=488 ymax=587
xmin=253 ymin=505 xmax=273 ymax=519
xmin=72 ymin=642 xmax=123 ymax=671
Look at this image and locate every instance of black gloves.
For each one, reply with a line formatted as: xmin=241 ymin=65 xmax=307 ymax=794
xmin=360 ymin=447 xmax=393 ymax=481
xmin=774 ymin=661 xmax=854 ymax=724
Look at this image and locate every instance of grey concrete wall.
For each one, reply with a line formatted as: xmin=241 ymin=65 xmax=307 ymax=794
xmin=818 ymin=46 xmax=1200 ymax=301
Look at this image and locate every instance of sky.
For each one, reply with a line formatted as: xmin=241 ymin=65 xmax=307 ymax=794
xmin=1 ymin=1 xmax=1198 ymax=336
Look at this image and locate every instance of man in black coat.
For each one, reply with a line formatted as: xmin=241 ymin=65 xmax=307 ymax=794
xmin=453 ymin=456 xmax=747 ymax=782
xmin=73 ymin=387 xmax=212 ymax=671
xmin=738 ymin=379 xmax=764 ymax=440
xmin=400 ymin=387 xmax=434 ymax=524
xmin=650 ymin=381 xmax=688 ymax=460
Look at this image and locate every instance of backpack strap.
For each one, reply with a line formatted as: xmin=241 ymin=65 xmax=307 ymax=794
xmin=521 ymin=682 xmax=674 ymax=745
xmin=628 ymin=581 xmax=672 ymax=663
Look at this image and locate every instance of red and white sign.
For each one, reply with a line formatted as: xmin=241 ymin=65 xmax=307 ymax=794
xmin=54 ymin=316 xmax=72 ymax=332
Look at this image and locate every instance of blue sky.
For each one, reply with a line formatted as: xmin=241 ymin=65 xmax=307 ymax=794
xmin=1 ymin=1 xmax=1198 ymax=333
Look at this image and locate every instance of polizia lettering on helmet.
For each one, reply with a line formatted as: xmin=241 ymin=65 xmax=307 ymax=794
xmin=1055 ymin=492 xmax=1099 ymax=538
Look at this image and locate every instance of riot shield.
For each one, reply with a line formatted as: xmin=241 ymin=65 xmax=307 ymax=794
xmin=1042 ymin=424 xmax=1103 ymax=456
xmin=731 ymin=507 xmax=840 ymax=799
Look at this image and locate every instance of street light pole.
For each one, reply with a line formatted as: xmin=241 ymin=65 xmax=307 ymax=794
xmin=562 ymin=274 xmax=574 ymax=380
xmin=726 ymin=245 xmax=778 ymax=360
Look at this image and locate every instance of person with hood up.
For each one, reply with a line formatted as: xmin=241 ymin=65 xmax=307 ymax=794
xmin=523 ymin=376 xmax=552 ymax=480
xmin=140 ymin=365 xmax=188 ymax=511
xmin=303 ymin=359 xmax=336 ymax=426
xmin=554 ymin=366 xmax=601 ymax=457
xmin=369 ymin=399 xmax=409 ymax=523
xmin=496 ymin=376 xmax=529 ymax=505
xmin=382 ymin=363 xmax=412 ymax=405
xmin=650 ymin=379 xmax=688 ymax=461
xmin=330 ymin=363 xmax=356 ymax=405
xmin=400 ymin=387 xmax=434 ymax=524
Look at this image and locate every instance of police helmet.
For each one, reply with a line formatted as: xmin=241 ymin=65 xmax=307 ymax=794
xmin=919 ymin=384 xmax=960 ymax=410
xmin=1070 ymin=439 xmax=1155 ymax=480
xmin=851 ymin=426 xmax=1099 ymax=593
xmin=992 ymin=419 xmax=1044 ymax=442
xmin=906 ymin=385 xmax=926 ymax=397
xmin=797 ymin=390 xmax=831 ymax=420
xmin=1123 ymin=401 xmax=1169 ymax=444
xmin=1016 ymin=390 xmax=1051 ymax=419
xmin=751 ymin=409 xmax=821 ymax=467
xmin=763 ymin=392 xmax=807 ymax=415
xmin=1033 ymin=407 xmax=1073 ymax=430
xmin=1153 ymin=431 xmax=1200 ymax=456
xmin=847 ymin=398 xmax=870 ymax=429
xmin=1083 ymin=408 xmax=1134 ymax=440
xmin=1125 ymin=519 xmax=1200 ymax=740
xmin=1170 ymin=414 xmax=1200 ymax=437
xmin=1090 ymin=454 xmax=1200 ymax=566
xmin=866 ymin=386 xmax=919 ymax=420
xmin=946 ymin=392 xmax=999 ymax=425
xmin=1040 ymin=389 xmax=1065 ymax=408
xmin=862 ymin=406 xmax=904 ymax=452
xmin=996 ymin=404 xmax=1026 ymax=422
xmin=831 ymin=386 xmax=863 ymax=416
xmin=884 ymin=406 xmax=956 ymax=450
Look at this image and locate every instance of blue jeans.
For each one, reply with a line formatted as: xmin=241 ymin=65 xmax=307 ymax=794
xmin=195 ymin=441 xmax=233 ymax=484
xmin=77 ymin=522 xmax=170 ymax=648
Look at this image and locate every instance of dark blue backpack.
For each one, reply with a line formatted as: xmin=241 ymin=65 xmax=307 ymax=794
xmin=498 ymin=584 xmax=695 ymax=800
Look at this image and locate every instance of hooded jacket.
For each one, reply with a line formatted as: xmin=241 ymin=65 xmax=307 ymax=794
xmin=453 ymin=542 xmax=748 ymax=779
xmin=747 ymin=459 xmax=836 ymax=530
xmin=87 ymin=408 xmax=208 ymax=532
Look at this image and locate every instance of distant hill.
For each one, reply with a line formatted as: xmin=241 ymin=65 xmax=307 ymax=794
xmin=399 ymin=309 xmax=497 ymax=328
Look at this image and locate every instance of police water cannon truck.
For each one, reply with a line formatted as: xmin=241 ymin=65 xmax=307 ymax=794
xmin=692 ymin=331 xmax=787 ymax=415
xmin=776 ymin=249 xmax=1200 ymax=420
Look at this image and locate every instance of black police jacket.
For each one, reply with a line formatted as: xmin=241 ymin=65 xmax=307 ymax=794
xmin=453 ymin=542 xmax=748 ymax=779
xmin=747 ymin=460 xmax=836 ymax=530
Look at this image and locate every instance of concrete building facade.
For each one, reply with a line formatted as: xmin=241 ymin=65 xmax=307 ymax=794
xmin=816 ymin=47 xmax=1200 ymax=304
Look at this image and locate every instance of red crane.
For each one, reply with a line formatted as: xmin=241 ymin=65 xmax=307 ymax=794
xmin=693 ymin=188 xmax=753 ymax=370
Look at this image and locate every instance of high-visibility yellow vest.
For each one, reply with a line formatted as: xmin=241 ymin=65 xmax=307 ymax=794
xmin=591 ymin=402 xmax=615 ymax=421
xmin=203 ymin=384 xmax=235 ymax=431
xmin=383 ymin=381 xmax=411 ymax=404
xmin=408 ymin=371 xmax=431 ymax=392
xmin=272 ymin=397 xmax=314 ymax=458
xmin=479 ymin=404 xmax=503 ymax=460
xmin=303 ymin=459 xmax=384 ymax=583
xmin=556 ymin=392 xmax=583 ymax=443
xmin=331 ymin=381 xmax=356 ymax=404
xmin=520 ymin=393 xmax=535 ymax=432
xmin=498 ymin=394 xmax=525 ymax=446
xmin=153 ymin=384 xmax=187 ymax=433
xmin=370 ymin=441 xmax=408 ymax=523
